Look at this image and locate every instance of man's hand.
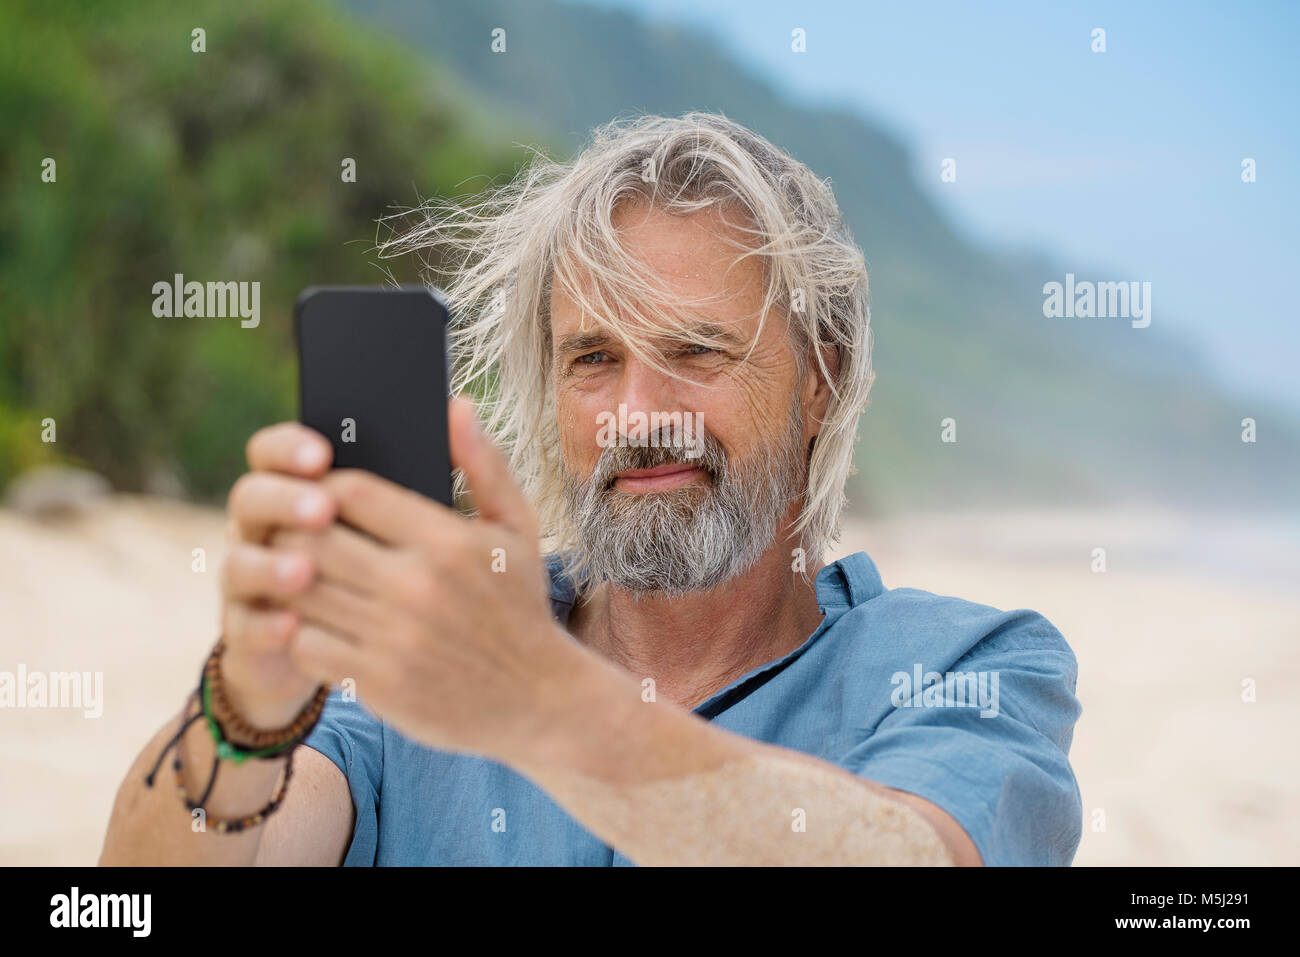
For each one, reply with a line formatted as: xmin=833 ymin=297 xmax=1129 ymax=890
xmin=219 ymin=421 xmax=340 ymax=730
xmin=270 ymin=397 xmax=579 ymax=759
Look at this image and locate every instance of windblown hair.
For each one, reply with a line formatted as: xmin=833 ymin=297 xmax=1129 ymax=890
xmin=379 ymin=111 xmax=873 ymax=588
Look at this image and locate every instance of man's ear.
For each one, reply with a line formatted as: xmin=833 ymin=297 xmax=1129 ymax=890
xmin=803 ymin=344 xmax=840 ymax=440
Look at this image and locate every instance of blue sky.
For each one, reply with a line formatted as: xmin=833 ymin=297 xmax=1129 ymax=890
xmin=581 ymin=0 xmax=1300 ymax=410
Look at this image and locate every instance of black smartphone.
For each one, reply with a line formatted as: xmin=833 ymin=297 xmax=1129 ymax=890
xmin=294 ymin=285 xmax=455 ymax=507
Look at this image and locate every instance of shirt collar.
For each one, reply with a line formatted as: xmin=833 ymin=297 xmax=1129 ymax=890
xmin=815 ymin=550 xmax=885 ymax=612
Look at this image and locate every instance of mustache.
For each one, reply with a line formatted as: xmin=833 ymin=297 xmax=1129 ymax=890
xmin=589 ymin=428 xmax=728 ymax=491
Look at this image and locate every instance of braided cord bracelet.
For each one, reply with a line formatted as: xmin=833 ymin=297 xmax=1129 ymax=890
xmin=142 ymin=637 xmax=329 ymax=833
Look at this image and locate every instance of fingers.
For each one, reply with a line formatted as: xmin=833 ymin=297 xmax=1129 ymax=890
xmin=221 ymin=542 xmax=314 ymax=656
xmin=319 ymin=468 xmax=457 ymax=549
xmin=285 ymin=578 xmax=387 ymax=646
xmin=222 ymin=600 xmax=301 ymax=655
xmin=246 ymin=422 xmax=334 ymax=476
xmin=289 ymin=623 xmax=370 ymax=688
xmin=222 ymin=543 xmax=315 ymax=601
xmin=237 ymin=402 xmax=537 ymax=554
xmin=222 ymin=532 xmax=378 ymax=664
xmin=228 ymin=472 xmax=337 ymax=544
xmin=267 ymin=524 xmax=388 ymax=596
xmin=448 ymin=396 xmax=537 ymax=536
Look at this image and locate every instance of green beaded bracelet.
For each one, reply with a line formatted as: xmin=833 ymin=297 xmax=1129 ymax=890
xmin=200 ymin=674 xmax=299 ymax=765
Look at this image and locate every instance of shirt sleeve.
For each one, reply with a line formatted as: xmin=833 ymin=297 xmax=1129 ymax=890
xmin=300 ymin=686 xmax=384 ymax=866
xmin=836 ymin=609 xmax=1083 ymax=866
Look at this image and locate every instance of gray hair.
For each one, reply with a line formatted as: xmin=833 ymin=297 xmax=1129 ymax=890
xmin=379 ymin=111 xmax=873 ymax=590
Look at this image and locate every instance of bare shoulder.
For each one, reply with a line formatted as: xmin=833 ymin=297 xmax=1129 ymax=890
xmin=254 ymin=745 xmax=355 ymax=866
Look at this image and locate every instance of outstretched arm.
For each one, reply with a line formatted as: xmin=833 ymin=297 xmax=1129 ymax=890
xmin=502 ymin=640 xmax=980 ymax=867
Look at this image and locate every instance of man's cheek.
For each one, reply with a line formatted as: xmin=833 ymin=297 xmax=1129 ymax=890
xmin=558 ymin=443 xmax=603 ymax=491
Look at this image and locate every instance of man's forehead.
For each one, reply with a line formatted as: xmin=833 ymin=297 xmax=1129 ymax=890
xmin=547 ymin=199 xmax=772 ymax=352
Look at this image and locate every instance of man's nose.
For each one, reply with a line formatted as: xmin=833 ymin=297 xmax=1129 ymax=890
xmin=616 ymin=354 xmax=681 ymax=424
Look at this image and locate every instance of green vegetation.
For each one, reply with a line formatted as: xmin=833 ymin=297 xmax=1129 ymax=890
xmin=0 ymin=0 xmax=525 ymax=497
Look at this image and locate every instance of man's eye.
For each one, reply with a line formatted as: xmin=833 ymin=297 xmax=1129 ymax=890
xmin=577 ymin=351 xmax=609 ymax=365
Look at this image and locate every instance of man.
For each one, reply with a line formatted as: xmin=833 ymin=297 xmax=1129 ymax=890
xmin=102 ymin=112 xmax=1081 ymax=866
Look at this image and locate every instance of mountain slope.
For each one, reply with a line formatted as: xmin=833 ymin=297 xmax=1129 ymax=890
xmin=345 ymin=0 xmax=1299 ymax=511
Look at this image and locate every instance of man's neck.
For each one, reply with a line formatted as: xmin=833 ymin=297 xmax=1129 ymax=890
xmin=567 ymin=513 xmax=826 ymax=711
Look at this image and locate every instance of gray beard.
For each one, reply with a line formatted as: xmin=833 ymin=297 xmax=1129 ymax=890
xmin=563 ymin=402 xmax=807 ymax=597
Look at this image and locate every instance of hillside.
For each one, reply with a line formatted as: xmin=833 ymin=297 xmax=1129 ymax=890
xmin=2 ymin=0 xmax=1294 ymax=510
xmin=345 ymin=0 xmax=1300 ymax=511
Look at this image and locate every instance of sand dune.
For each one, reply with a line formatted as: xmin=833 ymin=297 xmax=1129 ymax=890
xmin=1 ymin=496 xmax=1296 ymax=865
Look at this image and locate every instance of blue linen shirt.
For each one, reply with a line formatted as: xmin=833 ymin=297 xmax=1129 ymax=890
xmin=302 ymin=550 xmax=1083 ymax=866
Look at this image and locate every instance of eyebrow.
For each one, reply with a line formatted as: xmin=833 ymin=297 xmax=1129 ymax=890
xmin=554 ymin=322 xmax=749 ymax=356
xmin=555 ymin=330 xmax=613 ymax=356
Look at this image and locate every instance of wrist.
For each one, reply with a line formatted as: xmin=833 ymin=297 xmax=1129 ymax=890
xmin=219 ymin=649 xmax=320 ymax=731
xmin=220 ymin=680 xmax=308 ymax=733
xmin=494 ymin=625 xmax=601 ymax=770
xmin=498 ymin=629 xmax=641 ymax=779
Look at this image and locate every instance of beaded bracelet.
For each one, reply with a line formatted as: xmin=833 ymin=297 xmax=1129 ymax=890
xmin=174 ymin=691 xmax=297 ymax=834
xmin=142 ymin=638 xmax=328 ymax=833
xmin=142 ymin=688 xmax=295 ymax=832
xmin=203 ymin=636 xmax=329 ymax=751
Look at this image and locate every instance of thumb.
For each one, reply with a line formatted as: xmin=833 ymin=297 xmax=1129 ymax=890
xmin=448 ymin=395 xmax=536 ymax=535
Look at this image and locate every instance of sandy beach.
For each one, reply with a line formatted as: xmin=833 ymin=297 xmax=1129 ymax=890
xmin=1 ymin=496 xmax=1296 ymax=865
